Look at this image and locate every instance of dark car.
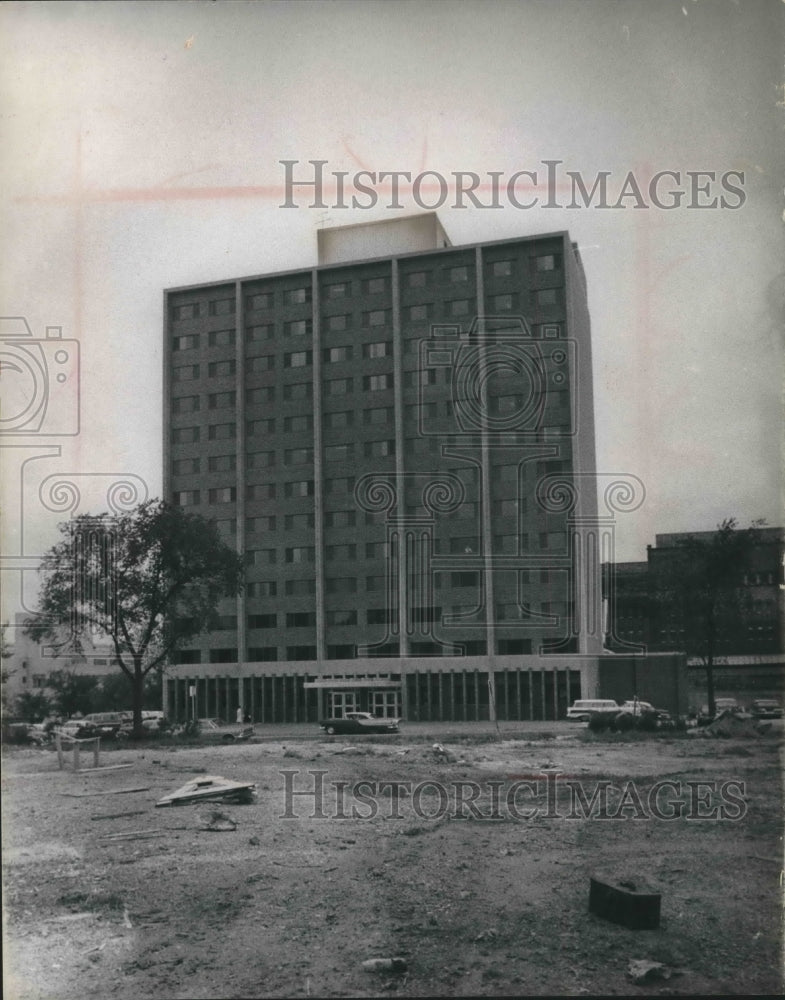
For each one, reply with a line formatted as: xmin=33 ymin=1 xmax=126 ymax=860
xmin=319 ymin=712 xmax=400 ymax=735
xmin=750 ymin=699 xmax=783 ymax=719
xmin=80 ymin=712 xmax=128 ymax=740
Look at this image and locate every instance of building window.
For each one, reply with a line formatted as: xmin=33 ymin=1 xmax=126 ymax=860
xmin=534 ymin=253 xmax=561 ymax=272
xmin=173 ymin=457 xmax=201 ymax=475
xmin=248 ymin=646 xmax=277 ymax=661
xmin=247 ymin=515 xmax=277 ymax=532
xmin=208 ymin=422 xmax=236 ymax=441
xmin=451 ymin=571 xmax=480 ymax=587
xmin=286 ymin=645 xmax=317 ymax=661
xmin=324 ymin=477 xmax=354 ymax=495
xmin=363 ymin=406 xmax=393 ymax=425
xmin=285 ymin=578 xmax=316 ymax=595
xmin=325 ymin=282 xmax=348 ymax=298
xmin=208 ymin=390 xmax=236 ymax=409
xmin=247 ymin=354 xmax=275 ymax=373
xmin=363 ymin=309 xmax=389 ymax=327
xmin=250 ymin=548 xmax=277 ymax=565
xmin=324 ymin=377 xmax=353 ymax=395
xmin=247 ymin=419 xmax=276 ymax=439
xmin=247 ymin=291 xmax=273 ymax=310
xmin=172 ymin=395 xmax=200 ymax=414
xmin=324 ymin=410 xmax=354 ymax=429
xmin=208 ymin=329 xmax=235 ymax=348
xmin=326 ymin=314 xmax=349 ymax=331
xmin=248 ymin=614 xmax=277 ymax=629
xmin=246 ymin=482 xmax=277 ymax=500
xmin=406 ymin=304 xmax=430 ymax=323
xmin=283 ymin=381 xmax=312 ymax=401
xmin=449 ymin=265 xmax=469 ymax=283
xmin=171 ymin=426 xmax=200 ymax=444
xmin=367 ymin=608 xmax=396 ymax=625
xmin=326 ymin=543 xmax=356 ymax=560
xmin=492 ymin=534 xmax=518 ymax=554
xmin=284 ymin=479 xmax=315 ymax=498
xmin=284 ymin=319 xmax=312 ymax=337
xmin=208 ymin=360 xmax=236 ymax=378
xmin=497 ymin=639 xmax=532 ymax=655
xmin=173 ymin=364 xmax=200 ymax=382
xmin=208 ymin=454 xmax=236 ymax=473
xmin=364 ymin=373 xmax=394 ymax=391
xmin=284 ymin=287 xmax=311 ymax=306
xmin=247 ymin=386 xmax=275 ymax=405
xmin=172 ymin=302 xmax=200 ymax=321
xmin=208 ymin=487 xmax=236 ymax=504
xmin=210 ymin=648 xmax=238 ymax=663
xmin=365 ymin=575 xmax=387 ymax=591
xmin=319 ymin=345 xmax=352 ymax=365
xmin=284 ymin=447 xmax=313 ymax=466
xmin=286 ymin=611 xmax=317 ymax=628
xmin=247 ymin=323 xmax=274 ymax=342
xmin=325 ymin=577 xmax=357 ymax=594
xmin=173 ymin=490 xmax=200 ymax=506
xmin=174 ymin=649 xmax=201 ymax=664
xmin=247 ymin=451 xmax=275 ymax=469
xmin=489 ymin=294 xmax=514 ymax=311
xmin=363 ymin=341 xmax=392 ymax=359
xmin=363 ymin=276 xmax=388 ymax=295
xmin=173 ymin=334 xmax=199 ymax=351
xmin=404 ymin=369 xmax=437 ymax=387
xmin=493 ymin=498 xmax=521 ymax=517
xmin=450 ymin=536 xmax=480 ymax=554
xmin=247 ymin=580 xmax=278 ymax=597
xmin=284 ymin=512 xmax=314 ymax=530
xmin=284 ymin=413 xmax=314 ymax=432
xmin=286 ymin=546 xmax=315 ymax=563
xmin=492 ymin=260 xmax=513 ymax=277
xmin=285 ymin=350 xmax=312 ymax=369
xmin=210 ymin=298 xmax=235 ymax=316
xmin=325 ymin=510 xmax=356 ymax=528
xmin=364 ymin=439 xmax=395 ymax=458
xmin=326 ymin=609 xmax=357 ymax=626
xmin=214 ymin=615 xmax=238 ymax=630
xmin=535 ymin=288 xmax=558 ymax=307
xmin=448 ymin=298 xmax=472 ymax=316
xmin=406 ymin=270 xmax=429 ymax=288
xmin=325 ymin=443 xmax=354 ymax=462
xmin=365 ymin=541 xmax=391 ymax=559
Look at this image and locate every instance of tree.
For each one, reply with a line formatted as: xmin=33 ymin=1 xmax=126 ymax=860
xmin=649 ymin=518 xmax=762 ymax=717
xmin=25 ymin=500 xmax=244 ymax=734
xmin=15 ymin=690 xmax=51 ymax=723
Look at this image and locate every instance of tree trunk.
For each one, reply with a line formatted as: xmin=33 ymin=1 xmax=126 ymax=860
xmin=705 ymin=615 xmax=716 ymax=718
xmin=132 ymin=660 xmax=145 ymax=736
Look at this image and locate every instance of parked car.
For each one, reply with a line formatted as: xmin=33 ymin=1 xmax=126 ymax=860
xmin=319 ymin=712 xmax=400 ymax=735
xmin=80 ymin=712 xmax=128 ymax=740
xmin=196 ymin=718 xmax=255 ymax=742
xmin=58 ymin=719 xmax=98 ymax=739
xmin=566 ymin=699 xmax=620 ymax=722
xmin=618 ymin=699 xmax=656 ymax=716
xmin=750 ymin=699 xmax=783 ymax=719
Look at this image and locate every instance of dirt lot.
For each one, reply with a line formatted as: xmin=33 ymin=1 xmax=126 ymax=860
xmin=2 ymin=726 xmax=783 ymax=998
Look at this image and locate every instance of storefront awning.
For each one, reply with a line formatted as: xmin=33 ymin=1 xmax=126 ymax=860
xmin=303 ymin=679 xmax=402 ymax=689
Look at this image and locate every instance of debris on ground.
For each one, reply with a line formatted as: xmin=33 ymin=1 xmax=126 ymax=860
xmin=699 ymin=711 xmax=766 ymax=739
xmin=199 ymin=809 xmax=237 ymax=832
xmin=431 ymin=743 xmax=456 ymax=763
xmin=589 ymin=873 xmax=661 ymax=929
xmin=627 ymin=959 xmax=682 ymax=983
xmin=360 ymin=957 xmax=408 ymax=973
xmin=155 ymin=775 xmax=256 ymax=807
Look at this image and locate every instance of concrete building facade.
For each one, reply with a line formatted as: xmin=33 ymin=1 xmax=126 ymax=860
xmin=162 ymin=216 xmax=619 ymax=723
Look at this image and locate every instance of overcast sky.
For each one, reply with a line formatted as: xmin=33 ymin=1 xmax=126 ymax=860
xmin=1 ymin=0 xmax=782 ymax=620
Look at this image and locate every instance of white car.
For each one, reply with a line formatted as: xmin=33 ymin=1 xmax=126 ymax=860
xmin=566 ymin=699 xmax=620 ymax=722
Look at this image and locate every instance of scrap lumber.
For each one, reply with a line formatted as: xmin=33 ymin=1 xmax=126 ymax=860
xmin=156 ymin=774 xmax=256 ymax=807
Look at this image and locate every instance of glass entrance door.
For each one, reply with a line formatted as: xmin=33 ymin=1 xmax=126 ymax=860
xmin=329 ymin=692 xmax=357 ymax=718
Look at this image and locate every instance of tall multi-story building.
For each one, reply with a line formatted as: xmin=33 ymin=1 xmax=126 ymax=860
xmin=162 ymin=215 xmax=615 ymax=723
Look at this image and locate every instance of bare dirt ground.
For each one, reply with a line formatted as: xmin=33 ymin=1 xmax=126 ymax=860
xmin=2 ymin=727 xmax=783 ymax=998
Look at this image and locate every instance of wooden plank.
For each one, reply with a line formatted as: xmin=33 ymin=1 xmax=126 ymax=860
xmin=61 ymin=786 xmax=151 ymax=798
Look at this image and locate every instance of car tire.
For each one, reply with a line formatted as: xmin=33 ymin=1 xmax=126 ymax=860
xmin=326 ymin=725 xmax=337 ymax=735
xmin=222 ymin=734 xmax=235 ymax=743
